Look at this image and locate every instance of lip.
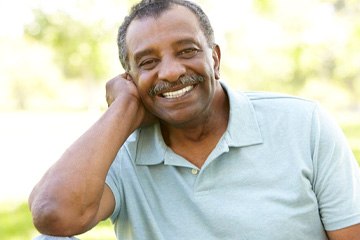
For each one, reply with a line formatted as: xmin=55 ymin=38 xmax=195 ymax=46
xmin=157 ymin=84 xmax=197 ymax=100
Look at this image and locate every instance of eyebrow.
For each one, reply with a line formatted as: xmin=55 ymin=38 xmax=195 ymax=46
xmin=173 ymin=38 xmax=198 ymax=46
xmin=133 ymin=38 xmax=199 ymax=63
xmin=134 ymin=49 xmax=155 ymax=64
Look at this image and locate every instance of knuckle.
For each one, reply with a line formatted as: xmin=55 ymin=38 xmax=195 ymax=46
xmin=105 ymin=80 xmax=113 ymax=90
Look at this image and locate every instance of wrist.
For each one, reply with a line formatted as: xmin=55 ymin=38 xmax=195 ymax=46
xmin=108 ymin=97 xmax=144 ymax=133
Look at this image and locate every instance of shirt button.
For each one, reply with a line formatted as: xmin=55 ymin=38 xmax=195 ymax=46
xmin=191 ymin=169 xmax=199 ymax=175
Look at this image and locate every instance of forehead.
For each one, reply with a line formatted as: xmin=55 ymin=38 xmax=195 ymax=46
xmin=126 ymin=5 xmax=205 ymax=56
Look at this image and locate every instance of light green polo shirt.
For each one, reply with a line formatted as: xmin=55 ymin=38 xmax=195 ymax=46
xmin=105 ymin=82 xmax=360 ymax=240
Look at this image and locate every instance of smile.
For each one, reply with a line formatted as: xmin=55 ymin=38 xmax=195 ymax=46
xmin=162 ymin=85 xmax=194 ymax=99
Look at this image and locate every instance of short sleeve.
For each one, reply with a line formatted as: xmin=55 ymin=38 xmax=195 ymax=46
xmin=311 ymin=104 xmax=360 ymax=230
xmin=105 ymin=152 xmax=123 ymax=223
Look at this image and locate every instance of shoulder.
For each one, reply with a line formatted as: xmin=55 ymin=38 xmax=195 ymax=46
xmin=221 ymin=81 xmax=317 ymax=114
xmin=241 ymin=91 xmax=318 ymax=117
xmin=244 ymin=91 xmax=315 ymax=106
xmin=227 ymin=90 xmax=321 ymax=133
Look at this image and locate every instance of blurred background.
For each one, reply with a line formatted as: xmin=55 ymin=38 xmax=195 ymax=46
xmin=0 ymin=0 xmax=359 ymax=239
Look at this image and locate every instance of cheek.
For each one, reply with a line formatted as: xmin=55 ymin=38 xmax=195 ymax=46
xmin=135 ymin=75 xmax=158 ymax=110
xmin=135 ymin=73 xmax=154 ymax=93
xmin=193 ymin=55 xmax=215 ymax=77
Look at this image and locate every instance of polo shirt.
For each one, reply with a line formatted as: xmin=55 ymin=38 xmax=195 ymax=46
xmin=105 ymin=82 xmax=360 ymax=240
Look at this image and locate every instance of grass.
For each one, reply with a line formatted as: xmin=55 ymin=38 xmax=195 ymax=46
xmin=0 ymin=202 xmax=114 ymax=240
xmin=0 ymin=202 xmax=36 ymax=239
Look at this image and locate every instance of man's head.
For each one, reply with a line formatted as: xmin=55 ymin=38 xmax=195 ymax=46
xmin=118 ymin=0 xmax=221 ymax=127
xmin=118 ymin=0 xmax=215 ymax=71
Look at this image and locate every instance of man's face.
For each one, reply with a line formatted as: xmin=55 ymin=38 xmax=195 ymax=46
xmin=126 ymin=5 xmax=220 ymax=127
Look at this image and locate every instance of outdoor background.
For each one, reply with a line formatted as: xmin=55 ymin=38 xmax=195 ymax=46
xmin=1 ymin=0 xmax=359 ymax=239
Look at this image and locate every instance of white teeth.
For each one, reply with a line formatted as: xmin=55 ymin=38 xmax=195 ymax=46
xmin=162 ymin=86 xmax=193 ymax=99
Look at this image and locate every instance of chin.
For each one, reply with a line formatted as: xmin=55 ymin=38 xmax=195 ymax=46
xmin=160 ymin=111 xmax=206 ymax=128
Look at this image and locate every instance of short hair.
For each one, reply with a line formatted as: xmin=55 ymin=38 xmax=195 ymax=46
xmin=117 ymin=0 xmax=215 ymax=71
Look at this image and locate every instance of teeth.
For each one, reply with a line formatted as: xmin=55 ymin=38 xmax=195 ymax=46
xmin=162 ymin=86 xmax=193 ymax=99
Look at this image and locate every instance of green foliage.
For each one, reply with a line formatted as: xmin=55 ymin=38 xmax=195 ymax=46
xmin=341 ymin=123 xmax=360 ymax=163
xmin=0 ymin=202 xmax=114 ymax=240
xmin=11 ymin=0 xmax=359 ymax=111
xmin=24 ymin=9 xmax=113 ymax=81
xmin=0 ymin=203 xmax=34 ymax=239
xmin=225 ymin=0 xmax=360 ymax=109
xmin=254 ymin=0 xmax=274 ymax=14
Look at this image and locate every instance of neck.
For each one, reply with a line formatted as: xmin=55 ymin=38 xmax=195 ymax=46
xmin=160 ymin=83 xmax=229 ymax=167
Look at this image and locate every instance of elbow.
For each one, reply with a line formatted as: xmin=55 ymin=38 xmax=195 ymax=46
xmin=30 ymin=199 xmax=94 ymax=236
xmin=31 ymin=200 xmax=74 ymax=236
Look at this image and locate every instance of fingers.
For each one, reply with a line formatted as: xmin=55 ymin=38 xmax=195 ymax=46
xmin=105 ymin=73 xmax=134 ymax=107
xmin=124 ymin=72 xmax=131 ymax=81
xmin=105 ymin=75 xmax=121 ymax=107
xmin=106 ymin=94 xmax=113 ymax=107
xmin=105 ymin=78 xmax=115 ymax=107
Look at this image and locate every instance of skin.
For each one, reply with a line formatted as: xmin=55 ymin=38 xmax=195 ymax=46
xmin=125 ymin=5 xmax=227 ymax=168
xmin=28 ymin=5 xmax=227 ymax=236
xmin=327 ymin=225 xmax=360 ymax=240
xmin=28 ymin=4 xmax=360 ymax=239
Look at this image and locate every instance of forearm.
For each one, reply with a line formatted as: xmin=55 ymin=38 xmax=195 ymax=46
xmin=327 ymin=224 xmax=360 ymax=240
xmin=29 ymin=97 xmax=142 ymax=235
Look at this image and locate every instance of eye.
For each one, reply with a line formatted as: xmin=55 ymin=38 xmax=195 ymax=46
xmin=178 ymin=48 xmax=200 ymax=58
xmin=139 ymin=58 xmax=158 ymax=70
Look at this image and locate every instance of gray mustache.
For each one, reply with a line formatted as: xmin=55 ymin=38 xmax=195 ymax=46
xmin=148 ymin=74 xmax=204 ymax=97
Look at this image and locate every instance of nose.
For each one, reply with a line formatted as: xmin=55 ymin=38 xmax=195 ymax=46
xmin=157 ymin=56 xmax=186 ymax=82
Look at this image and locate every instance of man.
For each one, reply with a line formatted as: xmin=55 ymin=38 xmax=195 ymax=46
xmin=29 ymin=0 xmax=360 ymax=239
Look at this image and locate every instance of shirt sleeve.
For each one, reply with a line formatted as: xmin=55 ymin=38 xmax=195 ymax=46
xmin=105 ymin=151 xmax=123 ymax=223
xmin=311 ymin=104 xmax=360 ymax=230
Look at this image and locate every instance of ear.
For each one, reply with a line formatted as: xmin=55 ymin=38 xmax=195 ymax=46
xmin=212 ymin=44 xmax=221 ymax=80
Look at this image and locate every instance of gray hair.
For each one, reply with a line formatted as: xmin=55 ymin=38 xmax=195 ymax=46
xmin=117 ymin=0 xmax=215 ymax=71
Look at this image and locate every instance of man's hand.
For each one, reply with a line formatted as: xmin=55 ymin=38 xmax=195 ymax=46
xmin=105 ymin=73 xmax=157 ymax=128
xmin=105 ymin=73 xmax=137 ymax=107
xmin=29 ymin=73 xmax=157 ymax=236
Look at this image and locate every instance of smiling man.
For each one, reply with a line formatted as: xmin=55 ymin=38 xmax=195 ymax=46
xmin=29 ymin=1 xmax=360 ymax=240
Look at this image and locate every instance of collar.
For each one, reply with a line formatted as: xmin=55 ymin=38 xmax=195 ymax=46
xmin=134 ymin=81 xmax=263 ymax=166
xmin=221 ymin=81 xmax=263 ymax=147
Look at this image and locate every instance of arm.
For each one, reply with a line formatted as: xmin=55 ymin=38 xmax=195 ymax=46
xmin=29 ymin=74 xmax=154 ymax=236
xmin=311 ymin=105 xmax=360 ymax=239
xmin=327 ymin=224 xmax=360 ymax=240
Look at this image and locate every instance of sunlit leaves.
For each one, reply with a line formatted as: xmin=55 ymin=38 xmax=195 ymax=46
xmin=25 ymin=9 xmax=112 ymax=80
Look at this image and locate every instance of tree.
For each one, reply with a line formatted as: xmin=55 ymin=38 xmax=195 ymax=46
xmin=25 ymin=9 xmax=114 ymax=81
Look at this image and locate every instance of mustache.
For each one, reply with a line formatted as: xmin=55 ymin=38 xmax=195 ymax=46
xmin=148 ymin=74 xmax=205 ymax=97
